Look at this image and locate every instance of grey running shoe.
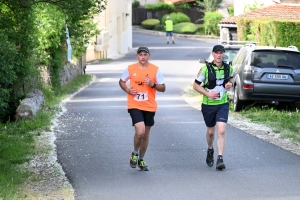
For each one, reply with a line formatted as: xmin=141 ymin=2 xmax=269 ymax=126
xmin=138 ymin=159 xmax=149 ymax=171
xmin=206 ymin=148 xmax=214 ymax=167
xmin=167 ymin=41 xmax=169 ymax=44
xmin=130 ymin=152 xmax=138 ymax=168
xmin=216 ymin=158 xmax=226 ymax=170
xmin=172 ymin=41 xmax=175 ymax=44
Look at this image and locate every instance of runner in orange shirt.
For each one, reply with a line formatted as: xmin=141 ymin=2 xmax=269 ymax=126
xmin=119 ymin=47 xmax=166 ymax=171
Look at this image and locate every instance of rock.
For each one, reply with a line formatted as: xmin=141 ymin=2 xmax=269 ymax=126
xmin=15 ymin=89 xmax=44 ymax=121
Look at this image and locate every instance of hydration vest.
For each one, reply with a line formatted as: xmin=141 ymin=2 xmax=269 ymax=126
xmin=204 ymin=62 xmax=230 ymax=90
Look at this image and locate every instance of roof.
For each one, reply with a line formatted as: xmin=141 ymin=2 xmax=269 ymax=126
xmin=220 ymin=4 xmax=300 ymax=24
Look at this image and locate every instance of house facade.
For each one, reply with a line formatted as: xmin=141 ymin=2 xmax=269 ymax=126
xmin=85 ymin=0 xmax=133 ymax=62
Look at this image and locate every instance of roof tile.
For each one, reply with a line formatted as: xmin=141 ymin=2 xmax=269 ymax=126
xmin=220 ymin=4 xmax=300 ymax=24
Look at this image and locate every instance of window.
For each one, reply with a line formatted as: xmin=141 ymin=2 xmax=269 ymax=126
xmin=250 ymin=51 xmax=300 ymax=69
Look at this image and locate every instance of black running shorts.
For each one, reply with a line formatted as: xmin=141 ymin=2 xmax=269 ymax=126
xmin=201 ymin=102 xmax=229 ymax=127
xmin=128 ymin=109 xmax=156 ymax=126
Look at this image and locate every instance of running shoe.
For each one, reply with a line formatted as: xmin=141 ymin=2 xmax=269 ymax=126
xmin=138 ymin=159 xmax=149 ymax=171
xmin=216 ymin=158 xmax=226 ymax=170
xmin=130 ymin=152 xmax=138 ymax=168
xmin=206 ymin=148 xmax=214 ymax=167
xmin=172 ymin=41 xmax=175 ymax=44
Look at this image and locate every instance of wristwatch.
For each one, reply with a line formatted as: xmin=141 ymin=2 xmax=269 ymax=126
xmin=151 ymin=83 xmax=156 ymax=88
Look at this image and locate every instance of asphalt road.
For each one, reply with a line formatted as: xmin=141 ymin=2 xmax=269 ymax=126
xmin=55 ymin=32 xmax=300 ymax=200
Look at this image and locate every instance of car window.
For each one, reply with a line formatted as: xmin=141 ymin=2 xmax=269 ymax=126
xmin=233 ymin=48 xmax=247 ymax=65
xmin=225 ymin=49 xmax=240 ymax=61
xmin=250 ymin=51 xmax=300 ymax=69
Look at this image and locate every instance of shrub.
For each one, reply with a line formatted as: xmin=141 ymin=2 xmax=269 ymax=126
xmin=228 ymin=6 xmax=234 ymax=17
xmin=195 ymin=24 xmax=205 ymax=35
xmin=173 ymin=22 xmax=198 ymax=34
xmin=203 ymin=12 xmax=223 ymax=35
xmin=132 ymin=0 xmax=140 ymax=8
xmin=145 ymin=2 xmax=175 ymax=10
xmin=175 ymin=3 xmax=190 ymax=9
xmin=141 ymin=19 xmax=160 ymax=30
xmin=154 ymin=24 xmax=165 ymax=31
xmin=161 ymin=12 xmax=190 ymax=25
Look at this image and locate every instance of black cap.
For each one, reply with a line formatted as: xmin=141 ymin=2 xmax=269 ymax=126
xmin=212 ymin=45 xmax=225 ymax=53
xmin=137 ymin=47 xmax=150 ymax=54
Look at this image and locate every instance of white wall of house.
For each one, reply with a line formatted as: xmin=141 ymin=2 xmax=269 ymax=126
xmin=86 ymin=0 xmax=133 ymax=62
xmin=234 ymin=0 xmax=277 ymax=16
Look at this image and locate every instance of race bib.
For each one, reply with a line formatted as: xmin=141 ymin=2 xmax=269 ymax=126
xmin=207 ymin=86 xmax=225 ymax=100
xmin=134 ymin=92 xmax=148 ymax=101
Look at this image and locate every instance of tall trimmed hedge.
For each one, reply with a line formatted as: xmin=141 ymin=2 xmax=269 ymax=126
xmin=237 ymin=18 xmax=300 ymax=48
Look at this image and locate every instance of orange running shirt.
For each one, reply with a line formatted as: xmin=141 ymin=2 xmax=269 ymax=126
xmin=126 ymin=63 xmax=159 ymax=112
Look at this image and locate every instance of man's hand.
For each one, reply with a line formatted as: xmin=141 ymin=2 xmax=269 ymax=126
xmin=208 ymin=91 xmax=220 ymax=99
xmin=128 ymin=87 xmax=138 ymax=95
xmin=225 ymin=82 xmax=233 ymax=90
xmin=144 ymin=75 xmax=153 ymax=87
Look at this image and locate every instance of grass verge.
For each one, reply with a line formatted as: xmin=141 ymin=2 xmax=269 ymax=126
xmin=234 ymin=103 xmax=300 ymax=142
xmin=0 ymin=74 xmax=93 ymax=199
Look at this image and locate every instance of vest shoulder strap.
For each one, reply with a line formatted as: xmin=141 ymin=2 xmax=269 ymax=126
xmin=204 ymin=62 xmax=230 ymax=88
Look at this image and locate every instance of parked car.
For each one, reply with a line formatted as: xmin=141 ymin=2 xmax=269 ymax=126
xmin=228 ymin=44 xmax=300 ymax=111
xmin=199 ymin=45 xmax=241 ymax=69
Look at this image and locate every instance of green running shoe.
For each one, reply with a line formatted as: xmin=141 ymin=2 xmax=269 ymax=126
xmin=138 ymin=159 xmax=149 ymax=171
xmin=130 ymin=152 xmax=138 ymax=168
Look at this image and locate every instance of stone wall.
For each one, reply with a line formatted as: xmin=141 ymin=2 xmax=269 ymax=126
xmin=59 ymin=60 xmax=84 ymax=86
xmin=15 ymin=55 xmax=86 ymax=121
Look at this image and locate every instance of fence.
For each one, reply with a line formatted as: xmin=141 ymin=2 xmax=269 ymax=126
xmin=132 ymin=7 xmax=204 ymax=25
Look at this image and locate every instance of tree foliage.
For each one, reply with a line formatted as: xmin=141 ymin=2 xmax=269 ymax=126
xmin=195 ymin=0 xmax=222 ymax=12
xmin=0 ymin=0 xmax=107 ymax=122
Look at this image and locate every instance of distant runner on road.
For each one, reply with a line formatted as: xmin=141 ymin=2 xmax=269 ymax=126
xmin=119 ymin=46 xmax=166 ymax=171
xmin=165 ymin=16 xmax=175 ymax=44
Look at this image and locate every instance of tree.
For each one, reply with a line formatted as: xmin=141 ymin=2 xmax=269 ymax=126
xmin=243 ymin=0 xmax=264 ymax=13
xmin=0 ymin=0 xmax=107 ymax=122
xmin=195 ymin=0 xmax=222 ymax=12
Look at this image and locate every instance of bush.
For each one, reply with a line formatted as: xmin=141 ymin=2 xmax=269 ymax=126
xmin=175 ymin=3 xmax=190 ymax=9
xmin=161 ymin=12 xmax=190 ymax=25
xmin=195 ymin=24 xmax=205 ymax=35
xmin=145 ymin=2 xmax=175 ymax=10
xmin=132 ymin=0 xmax=140 ymax=8
xmin=154 ymin=24 xmax=165 ymax=31
xmin=173 ymin=22 xmax=198 ymax=34
xmin=141 ymin=19 xmax=160 ymax=30
xmin=228 ymin=6 xmax=234 ymax=17
xmin=203 ymin=12 xmax=223 ymax=35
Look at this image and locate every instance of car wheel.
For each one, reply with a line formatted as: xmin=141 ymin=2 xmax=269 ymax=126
xmin=233 ymin=86 xmax=244 ymax=112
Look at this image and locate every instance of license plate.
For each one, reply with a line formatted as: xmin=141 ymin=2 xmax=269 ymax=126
xmin=267 ymin=74 xmax=288 ymax=80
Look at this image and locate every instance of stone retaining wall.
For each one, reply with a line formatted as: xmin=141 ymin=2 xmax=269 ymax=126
xmin=16 ymin=56 xmax=86 ymax=121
